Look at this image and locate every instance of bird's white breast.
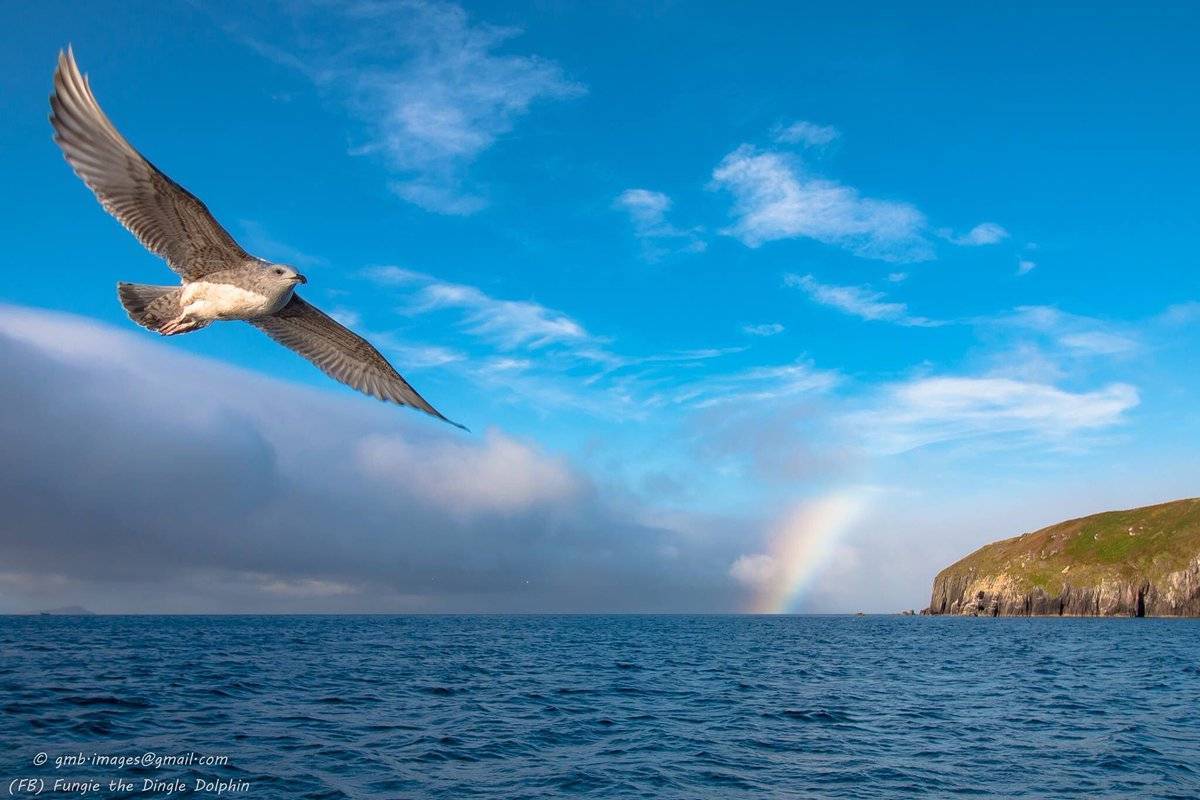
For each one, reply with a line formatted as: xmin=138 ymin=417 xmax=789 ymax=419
xmin=181 ymin=281 xmax=285 ymax=321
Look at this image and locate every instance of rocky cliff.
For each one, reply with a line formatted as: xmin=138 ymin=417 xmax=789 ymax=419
xmin=927 ymin=498 xmax=1200 ymax=617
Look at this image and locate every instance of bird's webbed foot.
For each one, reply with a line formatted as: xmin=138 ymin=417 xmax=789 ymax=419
xmin=158 ymin=315 xmax=204 ymax=336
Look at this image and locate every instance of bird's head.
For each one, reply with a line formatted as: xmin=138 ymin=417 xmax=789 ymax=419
xmin=266 ymin=264 xmax=307 ymax=286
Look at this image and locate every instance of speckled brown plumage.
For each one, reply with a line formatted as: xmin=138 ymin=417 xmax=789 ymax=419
xmin=49 ymin=47 xmax=462 ymax=429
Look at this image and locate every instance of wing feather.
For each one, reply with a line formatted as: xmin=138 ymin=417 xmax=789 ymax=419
xmin=49 ymin=47 xmax=249 ymax=279
xmin=251 ymin=295 xmax=464 ymax=428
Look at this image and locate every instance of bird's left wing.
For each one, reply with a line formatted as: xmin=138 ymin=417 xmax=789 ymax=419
xmin=251 ymin=295 xmax=465 ymax=428
xmin=49 ymin=47 xmax=250 ymax=279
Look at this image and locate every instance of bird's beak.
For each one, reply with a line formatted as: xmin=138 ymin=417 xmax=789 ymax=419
xmin=294 ymin=274 xmax=308 ymax=285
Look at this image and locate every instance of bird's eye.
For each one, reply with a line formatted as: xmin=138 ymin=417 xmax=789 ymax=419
xmin=274 ymin=268 xmax=284 ymax=275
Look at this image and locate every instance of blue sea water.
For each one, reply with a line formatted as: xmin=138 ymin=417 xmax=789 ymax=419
xmin=2 ymin=615 xmax=1199 ymax=799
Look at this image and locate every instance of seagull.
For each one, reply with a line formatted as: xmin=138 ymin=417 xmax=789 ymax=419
xmin=49 ymin=48 xmax=463 ymax=429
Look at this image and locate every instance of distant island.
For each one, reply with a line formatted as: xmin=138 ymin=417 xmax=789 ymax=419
xmin=29 ymin=605 xmax=95 ymax=616
xmin=926 ymin=498 xmax=1200 ymax=617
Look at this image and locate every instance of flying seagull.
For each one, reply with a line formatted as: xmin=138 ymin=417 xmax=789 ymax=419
xmin=49 ymin=48 xmax=463 ymax=429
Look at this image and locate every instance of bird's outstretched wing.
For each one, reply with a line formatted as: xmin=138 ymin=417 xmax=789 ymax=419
xmin=49 ymin=47 xmax=249 ymax=279
xmin=252 ymin=295 xmax=465 ymax=428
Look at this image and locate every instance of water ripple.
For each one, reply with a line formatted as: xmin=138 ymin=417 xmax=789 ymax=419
xmin=2 ymin=615 xmax=1200 ymax=798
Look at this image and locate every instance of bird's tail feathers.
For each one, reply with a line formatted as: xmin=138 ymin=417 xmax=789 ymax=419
xmin=116 ymin=282 xmax=187 ymax=334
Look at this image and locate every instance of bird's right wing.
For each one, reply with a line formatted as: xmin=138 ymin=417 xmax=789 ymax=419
xmin=251 ymin=295 xmax=465 ymax=428
xmin=49 ymin=47 xmax=250 ymax=279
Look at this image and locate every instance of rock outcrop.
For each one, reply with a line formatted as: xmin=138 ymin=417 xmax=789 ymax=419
xmin=928 ymin=498 xmax=1200 ymax=617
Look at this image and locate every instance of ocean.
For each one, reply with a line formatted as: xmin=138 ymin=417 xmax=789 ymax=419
xmin=2 ymin=615 xmax=1198 ymax=798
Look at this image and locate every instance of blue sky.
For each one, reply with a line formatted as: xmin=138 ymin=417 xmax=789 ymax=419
xmin=1 ymin=1 xmax=1198 ymax=612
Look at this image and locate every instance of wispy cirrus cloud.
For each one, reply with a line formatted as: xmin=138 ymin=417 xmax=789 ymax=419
xmin=364 ymin=266 xmax=594 ymax=351
xmin=1058 ymin=332 xmax=1140 ymax=356
xmin=937 ymin=222 xmax=1009 ymax=246
xmin=711 ymin=145 xmax=934 ymax=262
xmin=365 ymin=266 xmax=748 ymax=372
xmin=1001 ymin=306 xmax=1140 ymax=357
xmin=372 ymin=336 xmax=468 ymax=369
xmin=233 ymin=0 xmax=583 ymax=215
xmin=1158 ymin=302 xmax=1200 ymax=327
xmin=785 ymin=273 xmax=943 ymax=327
xmin=614 ymin=189 xmax=706 ymax=260
xmin=361 ymin=267 xmax=756 ymax=417
xmin=850 ymin=376 xmax=1139 ymax=455
xmin=968 ymin=305 xmax=1145 ymax=385
xmin=665 ymin=359 xmax=840 ymax=409
xmin=742 ymin=322 xmax=785 ymax=337
xmin=772 ymin=120 xmax=840 ymax=147
xmin=360 ymin=264 xmax=1141 ymax=474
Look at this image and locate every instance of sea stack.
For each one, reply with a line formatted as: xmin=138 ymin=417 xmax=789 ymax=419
xmin=928 ymin=498 xmax=1200 ymax=617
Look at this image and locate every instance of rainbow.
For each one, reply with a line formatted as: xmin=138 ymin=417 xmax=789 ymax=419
xmin=744 ymin=491 xmax=867 ymax=613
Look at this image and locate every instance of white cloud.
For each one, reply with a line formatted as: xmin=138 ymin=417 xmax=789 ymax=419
xmin=1158 ymin=302 xmax=1200 ymax=326
xmin=0 ymin=304 xmax=742 ymax=613
xmin=729 ymin=553 xmax=778 ymax=587
xmin=772 ymin=120 xmax=840 ymax=147
xmin=1058 ymin=331 xmax=1140 ymax=357
xmin=391 ymin=181 xmax=488 ymax=216
xmin=330 ymin=307 xmax=363 ymax=328
xmin=373 ymin=337 xmax=467 ymax=368
xmin=361 ymin=265 xmax=425 ymax=285
xmin=357 ymin=430 xmax=579 ymax=514
xmin=361 ymin=267 xmax=766 ymax=420
xmin=615 ymin=188 xmax=671 ymax=225
xmin=938 ymin=222 xmax=1009 ymax=246
xmin=366 ymin=266 xmax=593 ymax=350
xmin=479 ymin=356 xmax=533 ymax=373
xmin=1003 ymin=306 xmax=1139 ymax=357
xmin=785 ymin=273 xmax=942 ymax=327
xmin=259 ymin=577 xmax=360 ymax=598
xmin=982 ymin=341 xmax=1070 ymax=383
xmin=742 ymin=323 xmax=785 ymax=337
xmin=417 ymin=283 xmax=588 ymax=349
xmin=1004 ymin=306 xmax=1064 ymax=331
xmin=712 ymin=145 xmax=933 ymax=262
xmin=976 ymin=306 xmax=1141 ymax=385
xmin=668 ymin=359 xmax=840 ymax=409
xmin=853 ymin=376 xmax=1139 ymax=454
xmin=1018 ymin=258 xmax=1037 ymax=275
xmin=242 ymin=0 xmax=583 ymax=215
xmin=614 ymin=189 xmax=706 ymax=259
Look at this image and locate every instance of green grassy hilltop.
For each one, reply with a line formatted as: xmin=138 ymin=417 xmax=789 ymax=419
xmin=929 ymin=498 xmax=1200 ymax=616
